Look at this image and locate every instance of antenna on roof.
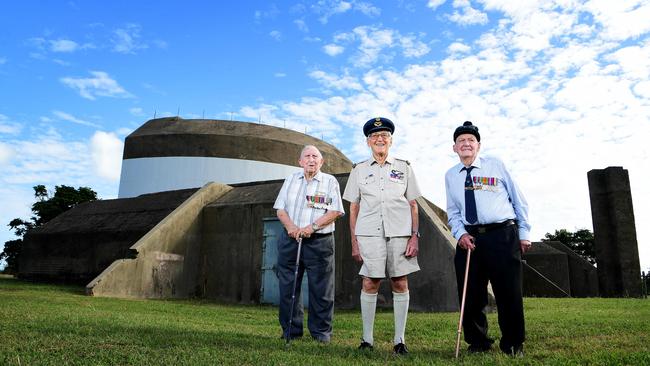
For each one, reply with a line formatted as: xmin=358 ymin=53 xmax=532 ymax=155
xmin=153 ymin=110 xmax=157 ymax=119
xmin=230 ymin=111 xmax=233 ymax=121
xmin=202 ymin=110 xmax=205 ymax=119
xmin=283 ymin=119 xmax=286 ymax=129
xmin=177 ymin=107 xmax=180 ymax=117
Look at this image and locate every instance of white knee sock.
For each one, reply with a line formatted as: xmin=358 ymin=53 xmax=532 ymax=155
xmin=393 ymin=291 xmax=410 ymax=345
xmin=360 ymin=291 xmax=378 ymax=345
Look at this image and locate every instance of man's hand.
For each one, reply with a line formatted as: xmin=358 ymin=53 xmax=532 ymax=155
xmin=405 ymin=236 xmax=419 ymax=258
xmin=520 ymin=240 xmax=532 ymax=253
xmin=458 ymin=233 xmax=476 ymax=251
xmin=351 ymin=236 xmax=363 ymax=263
xmin=299 ymin=225 xmax=314 ymax=238
xmin=287 ymin=225 xmax=301 ymax=240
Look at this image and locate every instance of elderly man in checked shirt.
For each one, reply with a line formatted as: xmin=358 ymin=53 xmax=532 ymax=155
xmin=274 ymin=145 xmax=344 ymax=343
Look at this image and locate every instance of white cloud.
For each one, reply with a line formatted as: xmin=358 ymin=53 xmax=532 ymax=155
xmin=239 ymin=1 xmax=650 ymax=269
xmin=400 ymin=35 xmax=431 ymax=57
xmin=606 ymin=44 xmax=650 ymax=79
xmin=52 ymin=110 xmax=102 ymax=128
xmin=313 ymin=0 xmax=352 ymax=23
xmin=448 ymin=41 xmax=471 ymax=53
xmin=294 ymin=19 xmax=309 ymax=33
xmin=49 ymin=39 xmax=79 ymax=52
xmin=427 ymin=0 xmax=447 ymax=10
xmin=0 ymin=142 xmax=13 ymax=165
xmin=254 ymin=4 xmax=280 ymax=21
xmin=328 ymin=26 xmax=430 ymax=67
xmin=585 ymin=0 xmax=650 ymax=41
xmin=116 ymin=127 xmax=133 ymax=136
xmin=312 ymin=0 xmax=379 ymax=24
xmin=0 ymin=114 xmax=22 ymax=134
xmin=354 ymin=1 xmax=381 ymax=17
xmin=447 ymin=0 xmax=488 ymax=26
xmin=633 ymin=80 xmax=650 ymax=98
xmin=274 ymin=72 xmax=287 ymax=78
xmin=309 ymin=70 xmax=363 ymax=91
xmin=90 ymin=131 xmax=123 ymax=181
xmin=129 ymin=107 xmax=145 ymax=116
xmin=111 ymin=24 xmax=148 ymax=54
xmin=60 ymin=71 xmax=133 ymax=100
xmin=269 ymin=30 xmax=282 ymax=41
xmin=323 ymin=43 xmax=345 ymax=56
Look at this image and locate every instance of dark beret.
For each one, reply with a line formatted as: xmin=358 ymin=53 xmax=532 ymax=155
xmin=453 ymin=121 xmax=480 ymax=142
xmin=363 ymin=117 xmax=395 ymax=137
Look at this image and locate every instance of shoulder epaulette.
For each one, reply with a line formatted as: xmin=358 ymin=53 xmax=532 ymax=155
xmin=395 ymin=158 xmax=410 ymax=165
xmin=352 ymin=160 xmax=366 ymax=169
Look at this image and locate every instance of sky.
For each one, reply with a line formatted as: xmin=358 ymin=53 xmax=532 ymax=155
xmin=1 ymin=0 xmax=649 ymax=272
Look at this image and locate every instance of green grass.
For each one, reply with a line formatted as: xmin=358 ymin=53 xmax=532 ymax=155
xmin=1 ymin=276 xmax=649 ymax=365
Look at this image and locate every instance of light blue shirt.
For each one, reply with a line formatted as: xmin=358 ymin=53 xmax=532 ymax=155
xmin=445 ymin=155 xmax=531 ymax=241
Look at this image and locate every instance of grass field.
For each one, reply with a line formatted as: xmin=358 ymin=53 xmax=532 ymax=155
xmin=1 ymin=275 xmax=649 ymax=365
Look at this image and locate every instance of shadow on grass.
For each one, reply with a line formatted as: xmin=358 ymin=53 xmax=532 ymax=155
xmin=0 ymin=276 xmax=85 ymax=295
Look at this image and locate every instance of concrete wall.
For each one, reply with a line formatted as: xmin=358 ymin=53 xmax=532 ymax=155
xmin=19 ymin=189 xmax=198 ymax=284
xmin=200 ymin=176 xmax=460 ymax=312
xmin=19 ymin=232 xmax=138 ymax=284
xmin=87 ymin=183 xmax=232 ymax=298
xmin=118 ymin=118 xmax=353 ymax=198
xmin=588 ymin=167 xmax=642 ymax=297
xmin=523 ymin=243 xmax=571 ymax=297
xmin=545 ymin=241 xmax=598 ymax=297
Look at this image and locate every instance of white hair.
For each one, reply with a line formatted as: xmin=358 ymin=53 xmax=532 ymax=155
xmin=300 ymin=145 xmax=322 ymax=158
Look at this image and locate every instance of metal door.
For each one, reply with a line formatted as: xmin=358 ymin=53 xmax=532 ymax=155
xmin=261 ymin=217 xmax=308 ymax=305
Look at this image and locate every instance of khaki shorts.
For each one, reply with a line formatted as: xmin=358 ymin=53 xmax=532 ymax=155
xmin=357 ymin=235 xmax=420 ymax=278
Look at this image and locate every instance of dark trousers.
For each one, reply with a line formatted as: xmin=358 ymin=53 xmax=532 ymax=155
xmin=277 ymin=230 xmax=335 ymax=341
xmin=454 ymin=223 xmax=525 ymax=351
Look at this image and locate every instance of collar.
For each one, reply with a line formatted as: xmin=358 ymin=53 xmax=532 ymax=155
xmin=299 ymin=170 xmax=323 ymax=181
xmin=371 ymin=155 xmax=394 ymax=166
xmin=457 ymin=156 xmax=481 ymax=173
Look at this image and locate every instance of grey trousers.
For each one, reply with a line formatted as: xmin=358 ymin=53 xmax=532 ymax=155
xmin=277 ymin=230 xmax=335 ymax=341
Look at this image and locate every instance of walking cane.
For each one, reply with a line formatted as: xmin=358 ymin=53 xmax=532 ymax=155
xmin=286 ymin=236 xmax=303 ymax=346
xmin=455 ymin=248 xmax=472 ymax=358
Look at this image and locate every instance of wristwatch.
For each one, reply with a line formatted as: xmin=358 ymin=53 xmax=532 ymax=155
xmin=311 ymin=222 xmax=319 ymax=231
xmin=412 ymin=230 xmax=421 ymax=238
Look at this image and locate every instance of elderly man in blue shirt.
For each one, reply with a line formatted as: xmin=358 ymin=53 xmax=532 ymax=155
xmin=445 ymin=121 xmax=531 ymax=357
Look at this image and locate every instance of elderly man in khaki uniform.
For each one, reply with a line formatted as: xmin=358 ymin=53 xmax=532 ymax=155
xmin=343 ymin=117 xmax=421 ymax=355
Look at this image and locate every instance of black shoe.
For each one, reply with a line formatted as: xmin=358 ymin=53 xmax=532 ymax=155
xmin=358 ymin=341 xmax=373 ymax=350
xmin=468 ymin=342 xmax=492 ymax=353
xmin=501 ymin=344 xmax=524 ymax=357
xmin=393 ymin=343 xmax=409 ymax=355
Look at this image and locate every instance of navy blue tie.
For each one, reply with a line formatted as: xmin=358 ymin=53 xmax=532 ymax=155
xmin=462 ymin=166 xmax=477 ymax=224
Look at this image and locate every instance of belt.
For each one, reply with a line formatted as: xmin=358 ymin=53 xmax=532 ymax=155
xmin=465 ymin=219 xmax=516 ymax=235
xmin=310 ymin=232 xmax=333 ymax=238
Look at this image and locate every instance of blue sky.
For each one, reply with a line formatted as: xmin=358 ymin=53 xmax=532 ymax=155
xmin=1 ymin=1 xmax=649 ymax=271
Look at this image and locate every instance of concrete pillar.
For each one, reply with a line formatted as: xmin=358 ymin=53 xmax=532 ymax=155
xmin=588 ymin=167 xmax=642 ymax=297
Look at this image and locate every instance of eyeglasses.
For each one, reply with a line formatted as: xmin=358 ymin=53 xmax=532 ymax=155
xmin=368 ymin=132 xmax=392 ymax=140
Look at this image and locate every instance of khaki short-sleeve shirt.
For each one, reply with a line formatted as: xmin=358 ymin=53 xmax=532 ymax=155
xmin=343 ymin=156 xmax=421 ymax=237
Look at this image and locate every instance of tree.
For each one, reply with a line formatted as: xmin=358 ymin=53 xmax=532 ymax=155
xmin=0 ymin=185 xmax=98 ymax=274
xmin=543 ymin=228 xmax=596 ymax=265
